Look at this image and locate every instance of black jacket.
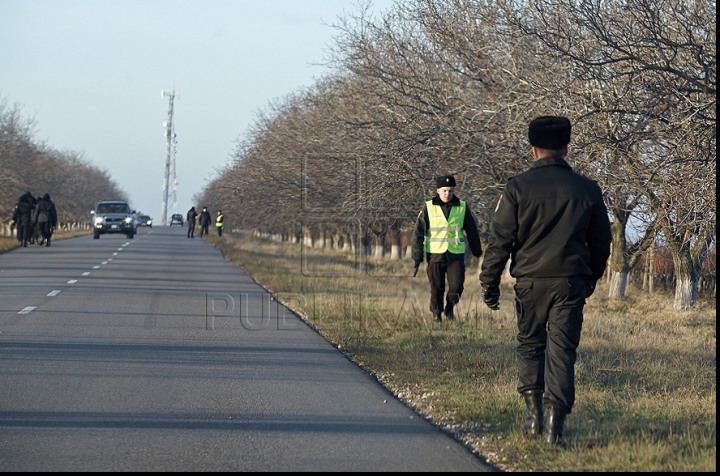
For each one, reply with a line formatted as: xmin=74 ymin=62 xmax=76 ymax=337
xmin=34 ymin=199 xmax=57 ymax=226
xmin=480 ymin=156 xmax=612 ymax=286
xmin=198 ymin=210 xmax=211 ymax=226
xmin=411 ymin=195 xmax=483 ymax=264
xmin=186 ymin=208 xmax=198 ymax=224
xmin=12 ymin=200 xmax=34 ymax=225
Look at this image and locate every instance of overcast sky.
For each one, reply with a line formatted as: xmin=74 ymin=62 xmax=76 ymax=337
xmin=0 ymin=0 xmax=393 ymax=221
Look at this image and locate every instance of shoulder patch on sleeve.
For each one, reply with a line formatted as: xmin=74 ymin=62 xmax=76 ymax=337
xmin=494 ymin=194 xmax=503 ymax=212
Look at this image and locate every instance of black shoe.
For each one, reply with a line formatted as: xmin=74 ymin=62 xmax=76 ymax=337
xmin=38 ymin=239 xmax=45 ymax=246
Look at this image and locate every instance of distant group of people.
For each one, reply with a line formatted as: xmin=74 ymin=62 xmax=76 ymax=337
xmin=10 ymin=192 xmax=58 ymax=248
xmin=185 ymin=206 xmax=224 ymax=238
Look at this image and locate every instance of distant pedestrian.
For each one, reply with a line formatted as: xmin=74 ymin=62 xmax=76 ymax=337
xmin=216 ymin=210 xmax=224 ymax=237
xmin=198 ymin=207 xmax=211 ymax=237
xmin=34 ymin=193 xmax=58 ymax=246
xmin=11 ymin=195 xmax=34 ymax=247
xmin=186 ymin=206 xmax=197 ymax=238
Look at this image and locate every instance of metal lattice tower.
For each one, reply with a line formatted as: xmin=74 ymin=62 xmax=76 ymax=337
xmin=171 ymin=121 xmax=178 ymax=215
xmin=160 ymin=89 xmax=178 ymax=226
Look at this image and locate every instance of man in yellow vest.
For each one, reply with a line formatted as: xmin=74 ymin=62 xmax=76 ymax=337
xmin=411 ymin=175 xmax=483 ymax=322
xmin=216 ymin=210 xmax=224 ymax=237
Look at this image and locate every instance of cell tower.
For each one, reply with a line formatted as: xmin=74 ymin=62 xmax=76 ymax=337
xmin=160 ymin=89 xmax=178 ymax=226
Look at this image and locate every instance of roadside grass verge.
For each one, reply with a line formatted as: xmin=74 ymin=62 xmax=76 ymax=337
xmin=0 ymin=228 xmax=91 ymax=254
xmin=209 ymin=231 xmax=715 ymax=471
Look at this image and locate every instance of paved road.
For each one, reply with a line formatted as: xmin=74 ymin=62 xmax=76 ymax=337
xmin=0 ymin=227 xmax=496 ymax=471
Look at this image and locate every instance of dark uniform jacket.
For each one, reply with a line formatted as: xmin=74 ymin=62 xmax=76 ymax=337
xmin=411 ymin=195 xmax=483 ymax=264
xmin=34 ymin=199 xmax=57 ymax=226
xmin=480 ymin=156 xmax=612 ymax=286
xmin=198 ymin=210 xmax=211 ymax=226
xmin=12 ymin=200 xmax=34 ymax=226
xmin=186 ymin=208 xmax=198 ymax=224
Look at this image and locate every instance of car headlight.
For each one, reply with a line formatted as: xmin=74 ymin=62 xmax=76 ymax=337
xmin=147 ymin=220 xmax=152 ymax=225
xmin=124 ymin=217 xmax=133 ymax=224
xmin=94 ymin=217 xmax=104 ymax=225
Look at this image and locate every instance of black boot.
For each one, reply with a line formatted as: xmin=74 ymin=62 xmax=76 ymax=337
xmin=544 ymin=405 xmax=567 ymax=445
xmin=444 ymin=302 xmax=455 ymax=321
xmin=46 ymin=237 xmax=51 ymax=247
xmin=521 ymin=390 xmax=544 ymax=436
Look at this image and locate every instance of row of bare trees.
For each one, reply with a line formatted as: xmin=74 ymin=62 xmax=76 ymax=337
xmin=198 ymin=0 xmax=715 ymax=310
xmin=1 ymin=98 xmax=128 ymax=231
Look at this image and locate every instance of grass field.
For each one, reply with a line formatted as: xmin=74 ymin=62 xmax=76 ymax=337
xmin=205 ymin=231 xmax=715 ymax=472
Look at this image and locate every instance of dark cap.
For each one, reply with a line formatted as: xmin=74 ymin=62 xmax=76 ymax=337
xmin=528 ymin=116 xmax=572 ymax=149
xmin=435 ymin=175 xmax=456 ymax=188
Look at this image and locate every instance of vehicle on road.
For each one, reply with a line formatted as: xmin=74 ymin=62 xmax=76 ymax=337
xmin=136 ymin=215 xmax=153 ymax=227
xmin=169 ymin=214 xmax=184 ymax=226
xmin=92 ymin=200 xmax=136 ymax=239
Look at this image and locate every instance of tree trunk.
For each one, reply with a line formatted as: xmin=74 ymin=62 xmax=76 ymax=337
xmin=608 ymin=270 xmax=628 ymax=299
xmin=374 ymin=232 xmax=386 ymax=259
xmin=389 ymin=228 xmax=402 ymax=260
xmin=671 ymin=253 xmax=700 ymax=311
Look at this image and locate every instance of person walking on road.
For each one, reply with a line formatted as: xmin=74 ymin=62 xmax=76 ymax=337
xmin=11 ymin=194 xmax=34 ymax=247
xmin=186 ymin=206 xmax=197 ymax=238
xmin=411 ymin=175 xmax=483 ymax=323
xmin=198 ymin=207 xmax=211 ymax=237
xmin=34 ymin=193 xmax=58 ymax=246
xmin=479 ymin=116 xmax=612 ymax=445
xmin=216 ymin=210 xmax=224 ymax=237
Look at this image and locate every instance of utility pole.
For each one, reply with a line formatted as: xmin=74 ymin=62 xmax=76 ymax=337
xmin=160 ymin=89 xmax=178 ymax=226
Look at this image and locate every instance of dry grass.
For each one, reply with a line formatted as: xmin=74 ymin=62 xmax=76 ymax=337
xmin=201 ymin=232 xmax=719 ymax=470
xmin=0 ymin=228 xmax=92 ymax=254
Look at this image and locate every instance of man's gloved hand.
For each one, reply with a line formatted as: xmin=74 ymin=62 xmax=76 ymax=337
xmin=586 ymin=280 xmax=597 ymax=298
xmin=481 ymin=284 xmax=500 ymax=310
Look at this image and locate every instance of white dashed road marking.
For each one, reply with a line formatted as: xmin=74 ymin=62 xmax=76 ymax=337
xmin=67 ymin=280 xmax=78 ymax=284
xmin=18 ymin=307 xmax=36 ymax=315
xmin=93 ymin=266 xmax=100 ymax=269
xmin=82 ymin=272 xmax=90 ymax=276
xmin=47 ymin=290 xmax=61 ymax=297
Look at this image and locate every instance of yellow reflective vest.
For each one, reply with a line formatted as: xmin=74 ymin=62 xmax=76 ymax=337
xmin=216 ymin=214 xmax=224 ymax=227
xmin=423 ymin=200 xmax=466 ymax=254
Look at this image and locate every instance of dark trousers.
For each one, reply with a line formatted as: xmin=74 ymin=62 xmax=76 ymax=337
xmin=38 ymin=221 xmax=53 ymax=240
xmin=514 ymin=277 xmax=587 ymax=413
xmin=426 ymin=260 xmax=465 ymax=314
xmin=217 ymin=226 xmax=223 ymax=237
xmin=17 ymin=221 xmax=32 ymax=245
xmin=187 ymin=222 xmax=195 ymax=237
xmin=200 ymin=224 xmax=209 ymax=237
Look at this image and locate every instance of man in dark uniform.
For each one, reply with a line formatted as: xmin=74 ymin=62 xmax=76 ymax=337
xmin=479 ymin=116 xmax=611 ymax=445
xmin=34 ymin=193 xmax=58 ymax=246
xmin=11 ymin=194 xmax=34 ymax=247
xmin=186 ymin=206 xmax=197 ymax=238
xmin=198 ymin=207 xmax=211 ymax=237
xmin=411 ymin=175 xmax=483 ymax=323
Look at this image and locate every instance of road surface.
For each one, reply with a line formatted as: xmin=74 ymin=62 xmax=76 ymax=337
xmin=0 ymin=226 xmax=496 ymax=471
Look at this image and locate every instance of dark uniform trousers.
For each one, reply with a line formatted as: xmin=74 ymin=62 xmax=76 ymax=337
xmin=427 ymin=260 xmax=465 ymax=314
xmin=514 ymin=277 xmax=587 ymax=414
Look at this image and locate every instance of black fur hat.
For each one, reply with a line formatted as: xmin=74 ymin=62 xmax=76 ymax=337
xmin=435 ymin=175 xmax=456 ymax=188
xmin=528 ymin=116 xmax=572 ymax=149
